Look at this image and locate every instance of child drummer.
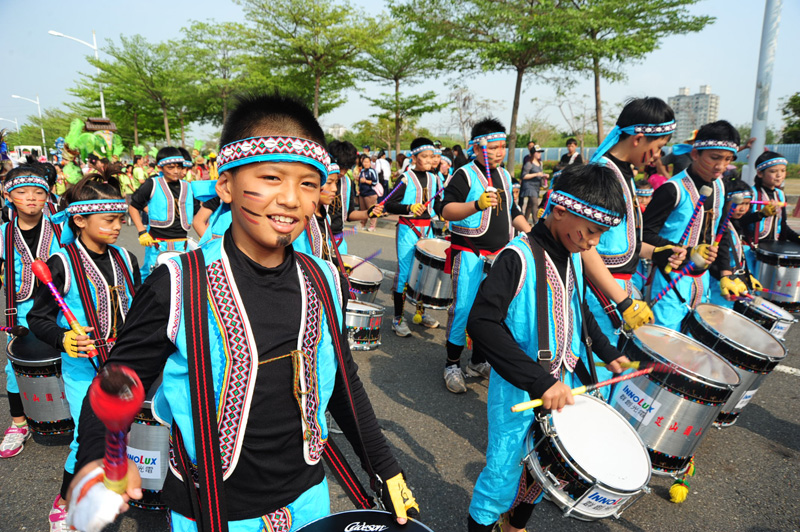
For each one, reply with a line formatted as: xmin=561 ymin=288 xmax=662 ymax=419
xmin=466 ymin=163 xmax=630 ymax=532
xmin=747 ymin=150 xmax=800 ymax=246
xmin=66 ymin=93 xmax=418 ymax=532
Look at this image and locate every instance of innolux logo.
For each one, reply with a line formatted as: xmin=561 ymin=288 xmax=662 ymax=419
xmin=588 ymin=491 xmax=623 ymax=506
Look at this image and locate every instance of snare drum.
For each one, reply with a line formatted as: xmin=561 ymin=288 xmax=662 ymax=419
xmin=683 ymin=304 xmax=787 ymax=427
xmin=345 ymin=301 xmax=384 ymax=351
xmin=127 ymin=379 xmax=169 ymax=510
xmin=406 ymin=238 xmax=453 ymax=309
xmin=524 ymin=395 xmax=651 ymax=520
xmin=297 ymin=510 xmax=434 ymax=532
xmin=341 ymin=254 xmax=383 ymax=303
xmin=754 ymin=241 xmax=800 ymax=310
xmin=6 ymin=335 xmax=73 ymax=435
xmin=617 ymin=325 xmax=739 ymax=474
xmin=430 ymin=219 xmax=449 ymax=238
xmin=734 ymin=296 xmax=797 ymax=340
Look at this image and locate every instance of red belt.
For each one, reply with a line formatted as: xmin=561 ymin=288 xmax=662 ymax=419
xmin=612 ymin=273 xmax=633 ymax=281
xmin=450 ymin=244 xmax=500 ymax=257
xmin=399 ymin=217 xmax=431 ymax=227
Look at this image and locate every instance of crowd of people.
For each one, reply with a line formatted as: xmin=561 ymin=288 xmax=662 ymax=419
xmin=0 ymin=91 xmax=795 ymax=532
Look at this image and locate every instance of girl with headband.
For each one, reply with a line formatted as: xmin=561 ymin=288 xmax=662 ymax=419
xmin=27 ymin=170 xmax=139 ymax=532
xmin=747 ymin=150 xmax=797 ymax=245
xmin=0 ymin=165 xmax=63 ymax=461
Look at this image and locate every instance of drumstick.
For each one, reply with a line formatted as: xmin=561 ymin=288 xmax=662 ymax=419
xmin=0 ymin=325 xmax=28 ymax=336
xmin=750 ymin=200 xmax=785 ymax=206
xmin=479 ymin=138 xmax=494 ymax=188
xmin=87 ymin=364 xmax=145 ymax=493
xmin=711 ymin=194 xmax=744 ymax=246
xmin=377 ymin=178 xmax=406 ymax=206
xmin=32 ymin=260 xmax=99 ymax=358
xmin=422 ymin=187 xmax=444 ymax=208
xmin=756 ymin=287 xmax=793 ymax=298
xmin=665 ymin=185 xmax=712 ymax=274
xmin=651 ymin=249 xmax=708 ymax=307
xmin=349 ymin=249 xmax=382 ymax=273
xmin=511 ymin=366 xmax=656 ymax=413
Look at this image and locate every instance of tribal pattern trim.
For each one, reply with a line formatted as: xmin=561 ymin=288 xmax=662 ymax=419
xmin=728 ymin=221 xmax=744 ymax=268
xmin=544 ymin=252 xmax=577 ymax=379
xmin=157 ymin=155 xmax=185 ymax=167
xmin=548 ymin=191 xmax=623 ymax=227
xmin=635 ymin=188 xmax=654 ymax=197
xmin=692 ymin=139 xmax=738 ymax=152
xmin=149 ymin=177 xmax=176 ymax=229
xmin=682 ymin=176 xmax=722 ymax=247
xmin=470 ymin=132 xmax=507 ymax=145
xmin=631 ymin=121 xmax=676 ymax=135
xmin=512 ymin=468 xmax=543 ymax=508
xmin=218 ymin=136 xmax=330 ymax=176
xmin=756 ymin=187 xmax=783 ymax=240
xmin=597 ymin=158 xmax=637 ymax=268
xmin=13 ymin=218 xmax=55 ymax=301
xmin=65 ymin=200 xmax=127 ymax=217
xmin=756 ymin=157 xmax=788 ymax=172
xmin=410 ymin=144 xmax=436 ymax=155
xmin=327 ymin=163 xmax=340 ymax=175
xmin=165 ymin=259 xmax=183 ymax=343
xmin=305 ymin=216 xmax=325 ymax=259
xmin=5 ymin=174 xmax=50 ymax=192
xmin=449 ymin=163 xmax=513 ymax=240
xmin=261 ymin=507 xmax=292 ymax=532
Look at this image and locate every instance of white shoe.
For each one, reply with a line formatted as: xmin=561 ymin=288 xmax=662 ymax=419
xmin=49 ymin=496 xmax=68 ymax=532
xmin=0 ymin=424 xmax=31 ymax=458
xmin=444 ymin=365 xmax=467 ymax=394
xmin=465 ymin=361 xmax=491 ymax=379
xmin=420 ymin=313 xmax=439 ymax=329
xmin=392 ymin=318 xmax=411 ymax=337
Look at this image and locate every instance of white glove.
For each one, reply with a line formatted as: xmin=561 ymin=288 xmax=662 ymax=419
xmin=67 ymin=466 xmax=125 ymax=532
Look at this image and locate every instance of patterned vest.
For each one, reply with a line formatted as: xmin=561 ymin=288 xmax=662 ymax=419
xmin=752 ymin=186 xmax=784 ymax=240
xmin=148 ymin=176 xmax=194 ymax=231
xmin=448 ymin=162 xmax=514 ymax=241
xmin=594 ymin=156 xmax=640 ymax=270
xmin=398 ymin=170 xmax=440 ymax=217
xmin=659 ymin=172 xmax=724 ymax=246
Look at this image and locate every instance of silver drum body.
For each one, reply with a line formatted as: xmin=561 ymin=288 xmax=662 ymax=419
xmin=6 ymin=335 xmax=73 ymax=435
xmin=754 ymin=241 xmax=800 ymax=310
xmin=406 ymin=238 xmax=453 ymax=309
xmin=341 ymin=254 xmax=383 ymax=303
xmin=683 ymin=304 xmax=786 ymax=427
xmin=127 ymin=399 xmax=170 ymax=510
xmin=345 ymin=301 xmax=384 ymax=351
xmin=734 ymin=296 xmax=797 ymax=340
xmin=616 ymin=325 xmax=739 ymax=475
xmin=524 ymin=395 xmax=651 ymax=520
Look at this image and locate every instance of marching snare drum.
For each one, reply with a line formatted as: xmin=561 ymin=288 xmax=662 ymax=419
xmin=341 ymin=254 xmax=383 ymax=303
xmin=617 ymin=325 xmax=739 ymax=475
xmin=406 ymin=238 xmax=453 ymax=309
xmin=127 ymin=379 xmax=169 ymax=510
xmin=6 ymin=334 xmax=73 ymax=435
xmin=345 ymin=301 xmax=384 ymax=351
xmin=297 ymin=510 xmax=434 ymax=532
xmin=683 ymin=304 xmax=786 ymax=427
xmin=734 ymin=296 xmax=797 ymax=340
xmin=754 ymin=241 xmax=800 ymax=310
xmin=524 ymin=395 xmax=651 ymax=521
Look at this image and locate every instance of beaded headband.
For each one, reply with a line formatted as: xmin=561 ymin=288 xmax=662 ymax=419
xmin=591 ymin=120 xmax=676 ymax=162
xmin=410 ymin=144 xmax=436 ymax=156
xmin=470 ymin=132 xmax=507 ymax=145
xmin=547 ymin=190 xmax=622 ymax=227
xmin=756 ymin=157 xmax=788 ymax=172
xmin=692 ymin=140 xmax=739 ymax=153
xmin=434 ymin=148 xmax=442 ymax=156
xmin=440 ymin=155 xmax=453 ymax=165
xmin=182 ymin=158 xmax=193 ymax=168
xmin=51 ymin=199 xmax=129 ymax=245
xmin=158 ymin=156 xmax=186 ymax=167
xmin=727 ymin=189 xmax=753 ymax=200
xmin=218 ymin=136 xmax=330 ymax=177
xmin=635 ymin=188 xmax=654 ymax=197
xmin=5 ymin=174 xmax=50 ymax=192
xmin=327 ymin=163 xmax=340 ymax=175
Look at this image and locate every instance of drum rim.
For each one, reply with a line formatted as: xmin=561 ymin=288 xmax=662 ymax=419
xmin=415 ymin=237 xmax=450 ymax=259
xmin=755 ymin=240 xmax=800 ymax=257
xmin=633 ymin=324 xmax=740 ymax=387
xmin=693 ymin=303 xmax=787 ymax=362
xmin=6 ymin=337 xmax=63 ymax=366
xmin=295 ymin=510 xmax=434 ymax=532
xmin=341 ymin=254 xmax=383 ymax=284
xmin=346 ymin=301 xmax=384 ymax=315
xmin=741 ymin=299 xmax=798 ymax=324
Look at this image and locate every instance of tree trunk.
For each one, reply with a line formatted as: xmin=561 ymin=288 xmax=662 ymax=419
xmin=506 ymin=67 xmax=526 ymax=175
xmin=314 ymin=75 xmax=321 ymax=118
xmin=593 ymin=54 xmax=604 ymax=144
xmin=133 ymin=110 xmax=139 ymax=146
xmin=162 ymin=105 xmax=171 ymax=145
xmin=222 ymin=96 xmax=228 ymax=125
xmin=394 ymin=78 xmax=401 ymax=157
xmin=180 ymin=112 xmax=186 ymax=148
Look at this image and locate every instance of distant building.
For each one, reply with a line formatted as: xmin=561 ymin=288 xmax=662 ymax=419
xmin=668 ymin=85 xmax=720 ymax=142
xmin=327 ymin=124 xmax=347 ymax=139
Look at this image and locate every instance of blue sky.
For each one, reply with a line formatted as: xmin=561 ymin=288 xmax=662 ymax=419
xmin=1 ymin=0 xmax=798 ymax=142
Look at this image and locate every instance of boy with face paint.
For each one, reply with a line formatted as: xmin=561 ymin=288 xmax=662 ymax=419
xmin=643 ymin=120 xmax=743 ymax=330
xmin=384 ymin=137 xmax=444 ymax=336
xmin=66 ymin=94 xmax=418 ymax=532
xmin=466 ymin=163 xmax=630 ymax=532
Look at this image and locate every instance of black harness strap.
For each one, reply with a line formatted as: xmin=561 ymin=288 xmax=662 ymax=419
xmin=4 ymin=223 xmax=17 ymax=328
xmin=108 ymin=247 xmax=136 ymax=297
xmin=323 ymin=435 xmax=374 ymax=509
xmin=585 ymin=276 xmax=623 ymax=329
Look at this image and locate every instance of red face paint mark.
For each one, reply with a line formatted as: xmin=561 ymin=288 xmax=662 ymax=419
xmin=243 ymin=190 xmax=266 ymax=202
xmin=240 ymin=206 xmax=262 ymax=225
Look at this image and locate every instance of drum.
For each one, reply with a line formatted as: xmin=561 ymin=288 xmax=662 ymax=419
xmin=6 ymin=334 xmax=73 ymax=435
xmin=345 ymin=301 xmax=384 ymax=351
xmin=406 ymin=238 xmax=453 ymax=309
xmin=341 ymin=254 xmax=383 ymax=303
xmin=683 ymin=304 xmax=787 ymax=427
xmin=754 ymin=241 xmax=800 ymax=311
xmin=127 ymin=379 xmax=169 ymax=510
xmin=734 ymin=296 xmax=797 ymax=340
xmin=297 ymin=510 xmax=433 ymax=532
xmin=524 ymin=395 xmax=651 ymax=520
xmin=152 ymin=238 xmax=199 ymax=273
xmin=616 ymin=325 xmax=739 ymax=475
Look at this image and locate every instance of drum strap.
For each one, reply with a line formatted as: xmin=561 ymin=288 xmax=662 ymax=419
xmin=295 ymin=252 xmax=382 ymax=501
xmin=108 ymin=247 xmax=136 ymax=297
xmin=4 ymin=222 xmax=17 ymax=328
xmin=398 ymin=217 xmax=424 ymax=239
xmin=323 ymin=215 xmax=357 ymax=298
xmin=585 ymin=277 xmax=623 ymax=329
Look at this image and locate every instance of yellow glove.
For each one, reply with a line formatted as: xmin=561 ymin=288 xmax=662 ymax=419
xmin=368 ymin=204 xmax=385 ymax=218
xmin=409 ymin=203 xmax=425 ymax=216
xmin=720 ymin=276 xmax=747 ymax=299
xmin=476 ymin=192 xmax=493 ymax=211
xmin=760 ymin=204 xmax=778 ymax=217
xmin=62 ymin=330 xmax=81 ymax=358
xmin=138 ymin=232 xmax=156 ymax=247
xmin=381 ymin=473 xmax=419 ymax=521
xmin=749 ymin=275 xmax=763 ymax=292
xmin=620 ymin=298 xmax=654 ymax=331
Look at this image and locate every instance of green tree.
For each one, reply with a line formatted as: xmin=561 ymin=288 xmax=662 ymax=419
xmin=781 ymin=93 xmax=800 ymax=144
xmin=366 ymin=91 xmax=446 ymax=154
xmin=736 ymin=123 xmax=778 ymax=146
xmin=237 ymin=0 xmax=382 ymax=118
xmin=5 ymin=108 xmax=82 ymax=152
xmin=565 ymin=0 xmax=713 ymax=142
xmin=391 ymin=0 xmax=575 ymax=174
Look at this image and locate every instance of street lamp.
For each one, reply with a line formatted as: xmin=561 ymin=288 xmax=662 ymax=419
xmin=0 ymin=117 xmax=20 ymax=133
xmin=11 ymin=94 xmax=45 ymax=147
xmin=48 ymin=29 xmax=106 ymax=118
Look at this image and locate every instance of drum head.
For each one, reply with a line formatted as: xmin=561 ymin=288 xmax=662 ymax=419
xmin=551 ymin=395 xmax=650 ymax=491
xmin=416 ymin=238 xmax=450 ymax=259
xmin=156 ymin=251 xmax=183 ymax=266
xmin=6 ymin=333 xmax=63 ymax=365
xmin=757 ymin=240 xmax=800 ymax=257
xmin=297 ymin=510 xmax=433 ymax=532
xmin=346 ymin=301 xmax=384 ymax=314
xmin=633 ymin=325 xmax=740 ymax=386
xmin=751 ymin=297 xmax=796 ymax=322
xmin=342 ymin=254 xmax=383 ymax=284
xmin=695 ymin=304 xmax=786 ymax=361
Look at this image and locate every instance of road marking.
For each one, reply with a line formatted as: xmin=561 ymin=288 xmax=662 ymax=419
xmin=775 ymin=364 xmax=800 ymax=377
xmin=380 ymin=268 xmax=395 ymax=277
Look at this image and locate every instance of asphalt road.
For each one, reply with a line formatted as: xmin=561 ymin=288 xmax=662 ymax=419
xmin=1 ymin=219 xmax=798 ymax=532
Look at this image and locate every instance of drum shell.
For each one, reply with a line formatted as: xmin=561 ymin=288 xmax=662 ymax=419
xmin=6 ymin=336 xmax=73 ymax=435
xmin=345 ymin=301 xmax=383 ymax=351
xmin=341 ymin=254 xmax=383 ymax=304
xmin=127 ymin=400 xmax=170 ymax=509
xmin=755 ymin=243 xmax=800 ymax=310
xmin=406 ymin=239 xmax=453 ymax=309
xmin=733 ymin=299 xmax=796 ymax=340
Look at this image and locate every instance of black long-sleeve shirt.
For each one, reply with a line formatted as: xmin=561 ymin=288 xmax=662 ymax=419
xmin=747 ymin=185 xmax=800 ymax=243
xmin=440 ymin=162 xmax=523 ymax=253
xmin=73 ymin=232 xmax=400 ymax=520
xmin=642 ymin=167 xmax=730 ymax=271
xmin=384 ymin=169 xmax=443 ymax=219
xmin=130 ymin=178 xmax=201 ymax=240
xmin=467 ymin=221 xmax=623 ymax=400
xmin=27 ymin=241 xmax=141 ymax=350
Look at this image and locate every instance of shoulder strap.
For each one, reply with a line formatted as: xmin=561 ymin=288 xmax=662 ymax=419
xmin=63 ymin=244 xmax=111 ymax=363
xmin=530 ymin=242 xmax=552 ymax=372
xmin=179 ymin=249 xmax=229 ymax=532
xmin=4 ymin=223 xmax=17 ymax=328
xmin=108 ymin=247 xmax=137 ymax=297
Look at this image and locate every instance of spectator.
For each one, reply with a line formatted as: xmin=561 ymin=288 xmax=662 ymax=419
xmin=558 ymin=138 xmax=583 ymax=168
xmin=358 ymin=154 xmax=379 ymax=231
xmin=452 ymin=144 xmax=469 ymax=169
xmin=521 ymin=140 xmax=535 ymax=167
xmin=519 ymin=144 xmax=547 ymax=223
xmin=375 ymin=149 xmax=392 ymax=198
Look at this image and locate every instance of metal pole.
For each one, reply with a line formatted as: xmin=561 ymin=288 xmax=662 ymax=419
xmin=93 ymin=30 xmax=106 ymax=118
xmin=36 ymin=95 xmax=46 ymax=148
xmin=743 ymin=0 xmax=783 ymax=184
